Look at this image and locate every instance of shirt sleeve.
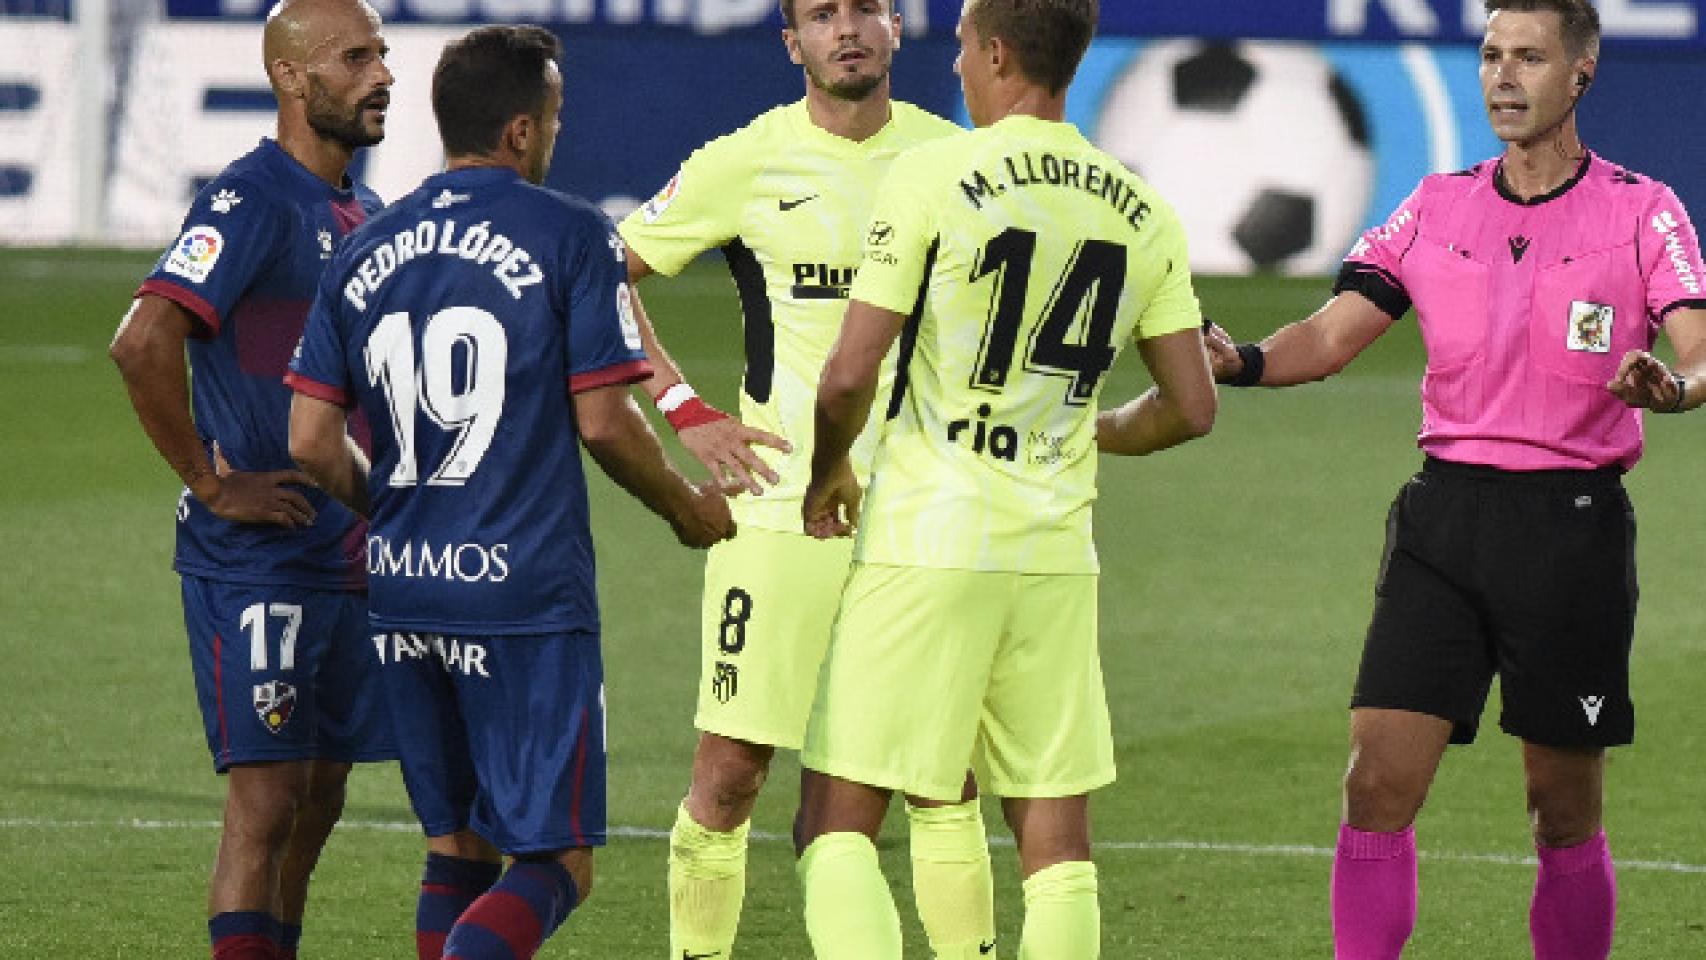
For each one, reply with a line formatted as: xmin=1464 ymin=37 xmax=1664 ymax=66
xmin=1638 ymin=185 xmax=1706 ymax=322
xmin=137 ymin=176 xmax=284 ymax=337
xmin=847 ymin=150 xmax=938 ymax=317
xmin=285 ymin=267 xmax=354 ymax=407
xmin=1334 ymin=184 xmax=1422 ymax=320
xmin=1133 ymin=203 xmax=1204 ymax=341
xmin=617 ymin=142 xmax=744 ymax=278
xmin=565 ymin=209 xmax=653 ymax=394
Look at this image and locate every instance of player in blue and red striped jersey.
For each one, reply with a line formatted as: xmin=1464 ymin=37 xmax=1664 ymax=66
xmin=109 ymin=2 xmax=395 ymax=957
xmin=287 ymin=25 xmax=735 ymax=960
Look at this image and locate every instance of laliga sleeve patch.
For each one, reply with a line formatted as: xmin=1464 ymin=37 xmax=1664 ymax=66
xmin=1567 ymin=301 xmax=1614 ymax=353
xmin=640 ymin=170 xmax=683 ymax=224
xmin=617 ymin=282 xmax=643 ymax=350
xmin=164 ymin=225 xmax=225 ymax=284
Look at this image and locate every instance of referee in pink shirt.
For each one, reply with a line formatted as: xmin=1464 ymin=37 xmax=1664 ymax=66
xmin=1207 ymin=2 xmax=1706 ymax=958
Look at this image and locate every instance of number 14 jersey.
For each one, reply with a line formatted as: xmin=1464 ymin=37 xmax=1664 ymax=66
xmin=850 ymin=115 xmax=1203 ymax=575
xmin=288 ymin=167 xmax=651 ymax=635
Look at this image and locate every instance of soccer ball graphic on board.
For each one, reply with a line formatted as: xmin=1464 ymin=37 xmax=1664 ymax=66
xmin=1097 ymin=40 xmax=1375 ymax=276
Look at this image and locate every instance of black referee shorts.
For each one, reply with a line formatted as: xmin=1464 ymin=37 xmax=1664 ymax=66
xmin=1352 ymin=458 xmax=1637 ymax=748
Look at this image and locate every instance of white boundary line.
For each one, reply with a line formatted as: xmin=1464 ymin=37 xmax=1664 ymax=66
xmin=5 ymin=818 xmax=1703 ymax=875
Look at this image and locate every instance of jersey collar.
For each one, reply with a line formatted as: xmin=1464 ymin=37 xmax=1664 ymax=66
xmin=1493 ymin=150 xmax=1594 ymax=206
xmin=789 ymin=98 xmax=906 ymax=154
xmin=259 ymin=138 xmax=361 ymax=199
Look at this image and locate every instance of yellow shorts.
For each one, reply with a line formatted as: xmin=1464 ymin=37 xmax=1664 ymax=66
xmin=802 ymin=564 xmax=1115 ymax=801
xmin=695 ymin=524 xmax=855 ymax=750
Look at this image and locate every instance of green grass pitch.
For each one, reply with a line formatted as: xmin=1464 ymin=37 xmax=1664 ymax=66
xmin=1 ymin=248 xmax=1702 ymax=957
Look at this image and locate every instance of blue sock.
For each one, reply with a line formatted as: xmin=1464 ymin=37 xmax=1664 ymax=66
xmin=417 ymin=852 xmax=503 ymax=960
xmin=278 ymin=921 xmax=302 ymax=959
xmin=442 ymin=859 xmax=578 ymax=960
xmin=209 ymin=911 xmax=279 ymax=959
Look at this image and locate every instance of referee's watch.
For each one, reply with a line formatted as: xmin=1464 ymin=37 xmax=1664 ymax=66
xmin=1661 ymin=373 xmax=1688 ymax=413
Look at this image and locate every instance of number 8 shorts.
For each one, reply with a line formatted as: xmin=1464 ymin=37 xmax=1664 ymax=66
xmin=695 ymin=525 xmax=855 ymax=750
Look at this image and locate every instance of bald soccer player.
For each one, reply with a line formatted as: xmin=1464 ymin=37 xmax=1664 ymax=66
xmin=110 ymin=2 xmax=397 ymax=956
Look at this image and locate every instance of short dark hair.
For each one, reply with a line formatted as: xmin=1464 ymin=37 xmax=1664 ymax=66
xmin=432 ymin=25 xmax=562 ymax=157
xmin=967 ymin=0 xmax=1098 ymax=96
xmin=1483 ymin=0 xmax=1602 ymax=58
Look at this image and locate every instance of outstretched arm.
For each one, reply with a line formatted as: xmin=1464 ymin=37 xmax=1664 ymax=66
xmin=1203 ymin=291 xmax=1395 ymax=387
xmin=575 ymin=381 xmax=735 ymax=549
xmin=1097 ymin=327 xmax=1217 ymax=456
xmin=111 ymin=295 xmax=317 ymax=528
xmin=1609 ymin=306 xmax=1706 ymax=412
xmin=626 ymin=247 xmax=790 ymax=495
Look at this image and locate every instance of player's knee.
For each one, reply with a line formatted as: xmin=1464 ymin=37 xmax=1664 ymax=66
xmin=1342 ymin=760 xmax=1428 ymax=830
xmin=1526 ymin=789 xmax=1601 ymax=848
xmin=301 ymin=764 xmax=351 ymax=819
xmin=697 ymin=739 xmax=773 ymax=812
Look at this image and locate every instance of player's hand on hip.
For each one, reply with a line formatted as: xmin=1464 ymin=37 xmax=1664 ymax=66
xmin=1202 ymin=321 xmax=1243 ymax=383
xmin=802 ymin=459 xmax=861 ymax=540
xmin=679 ymin=416 xmax=791 ymax=496
xmin=672 ymin=482 xmax=736 ymax=549
xmin=202 ymin=445 xmax=318 ymax=528
xmin=1607 ymin=349 xmax=1678 ymax=410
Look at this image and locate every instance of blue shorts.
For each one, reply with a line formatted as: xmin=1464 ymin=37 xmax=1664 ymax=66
xmin=182 ymin=576 xmax=395 ymax=773
xmin=377 ymin=630 xmax=607 ymax=856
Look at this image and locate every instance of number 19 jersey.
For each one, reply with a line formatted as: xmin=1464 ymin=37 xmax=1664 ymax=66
xmin=288 ymin=167 xmax=651 ymax=635
xmin=850 ymin=115 xmax=1203 ymax=574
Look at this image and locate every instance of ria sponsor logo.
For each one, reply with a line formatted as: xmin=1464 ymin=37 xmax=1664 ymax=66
xmin=1652 ymin=210 xmax=1702 ymax=295
xmin=367 ymin=536 xmax=511 ymax=583
xmin=947 ymin=404 xmax=1019 ymax=462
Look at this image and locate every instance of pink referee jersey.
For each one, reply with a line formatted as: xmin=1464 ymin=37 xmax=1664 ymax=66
xmin=1338 ymin=152 xmax=1706 ymax=471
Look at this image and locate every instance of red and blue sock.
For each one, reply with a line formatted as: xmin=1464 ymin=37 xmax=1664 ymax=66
xmin=209 ymin=910 xmax=280 ymax=960
xmin=417 ymin=853 xmax=504 ymax=960
xmin=441 ymin=859 xmax=579 ymax=960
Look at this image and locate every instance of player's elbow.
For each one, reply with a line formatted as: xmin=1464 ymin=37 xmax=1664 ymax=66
xmin=108 ymin=322 xmax=151 ymax=380
xmin=1177 ymin=392 xmax=1217 ymax=440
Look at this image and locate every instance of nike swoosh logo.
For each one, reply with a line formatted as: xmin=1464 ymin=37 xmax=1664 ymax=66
xmin=683 ymin=952 xmax=721 ymax=959
xmin=779 ymin=195 xmax=819 ymax=212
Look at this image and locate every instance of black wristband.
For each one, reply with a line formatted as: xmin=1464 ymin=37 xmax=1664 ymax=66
xmin=1226 ymin=343 xmax=1265 ymax=387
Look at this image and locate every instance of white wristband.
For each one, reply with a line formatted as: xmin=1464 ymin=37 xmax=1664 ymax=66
xmin=655 ymin=382 xmax=697 ymax=414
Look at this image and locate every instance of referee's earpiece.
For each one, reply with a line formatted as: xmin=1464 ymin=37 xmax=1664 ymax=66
xmin=1575 ymin=71 xmax=1592 ymax=95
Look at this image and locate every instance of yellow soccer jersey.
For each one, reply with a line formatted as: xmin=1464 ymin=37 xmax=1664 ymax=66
xmin=619 ymin=99 xmax=962 ymax=533
xmin=850 ymin=114 xmax=1203 ymax=574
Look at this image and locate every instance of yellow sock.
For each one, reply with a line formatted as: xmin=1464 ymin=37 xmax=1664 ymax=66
xmin=907 ymin=799 xmax=997 ymax=959
xmin=668 ymin=803 xmax=748 ymax=960
xmin=1020 ymin=861 xmax=1099 ymax=960
xmin=797 ymin=832 xmax=902 ymax=960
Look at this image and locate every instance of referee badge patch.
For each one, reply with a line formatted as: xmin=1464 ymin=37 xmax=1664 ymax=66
xmin=1566 ymin=301 xmax=1613 ymax=353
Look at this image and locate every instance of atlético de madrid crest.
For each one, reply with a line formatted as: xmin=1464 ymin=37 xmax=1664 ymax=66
xmin=253 ymin=680 xmax=297 ymax=734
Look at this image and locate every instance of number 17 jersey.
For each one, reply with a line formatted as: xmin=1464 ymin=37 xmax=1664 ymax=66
xmin=850 ymin=115 xmax=1203 ymax=575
